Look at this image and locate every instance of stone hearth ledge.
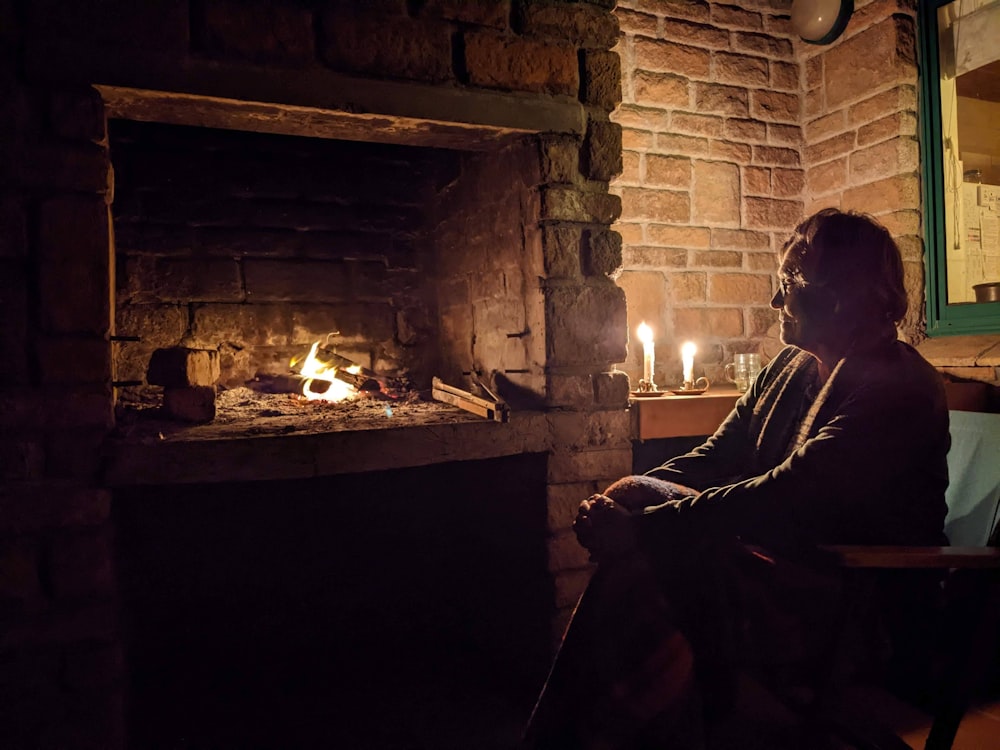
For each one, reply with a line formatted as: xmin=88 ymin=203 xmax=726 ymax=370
xmin=102 ymin=408 xmax=552 ymax=486
xmin=31 ymin=43 xmax=587 ymax=150
xmin=27 ymin=30 xmax=587 ymax=150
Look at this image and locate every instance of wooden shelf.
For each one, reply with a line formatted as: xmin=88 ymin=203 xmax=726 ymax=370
xmin=631 ymin=389 xmax=741 ymax=440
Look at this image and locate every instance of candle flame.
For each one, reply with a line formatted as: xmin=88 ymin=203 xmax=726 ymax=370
xmin=681 ymin=340 xmax=696 ymax=385
xmin=637 ymin=321 xmax=653 ymax=345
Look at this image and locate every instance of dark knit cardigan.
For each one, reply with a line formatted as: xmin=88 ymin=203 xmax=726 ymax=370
xmin=642 ymin=342 xmax=950 ymax=551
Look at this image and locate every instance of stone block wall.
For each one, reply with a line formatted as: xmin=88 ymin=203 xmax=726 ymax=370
xmin=111 ymin=119 xmax=462 ymax=395
xmin=611 ymin=0 xmax=801 ymax=387
xmin=799 ymin=0 xmax=925 ymax=341
xmin=424 ymin=103 xmax=636 ymax=643
xmin=0 ymin=73 xmax=124 ymax=747
xmin=432 ymin=140 xmax=547 ymax=397
xmin=611 ymin=0 xmax=927 ymax=386
xmin=608 ymin=0 xmax=999 ymax=389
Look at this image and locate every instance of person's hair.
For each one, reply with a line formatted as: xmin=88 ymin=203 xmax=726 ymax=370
xmin=780 ymin=208 xmax=907 ymax=350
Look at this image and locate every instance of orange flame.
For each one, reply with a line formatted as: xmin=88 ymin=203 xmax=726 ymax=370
xmin=292 ymin=342 xmax=360 ymax=402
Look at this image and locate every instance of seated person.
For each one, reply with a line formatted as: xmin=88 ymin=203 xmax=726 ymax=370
xmin=525 ymin=208 xmax=950 ymax=750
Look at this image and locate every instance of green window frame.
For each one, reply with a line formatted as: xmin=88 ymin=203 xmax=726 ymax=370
xmin=920 ymin=0 xmax=1000 ymax=335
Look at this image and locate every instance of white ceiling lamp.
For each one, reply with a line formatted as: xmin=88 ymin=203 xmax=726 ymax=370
xmin=791 ymin=0 xmax=854 ymax=44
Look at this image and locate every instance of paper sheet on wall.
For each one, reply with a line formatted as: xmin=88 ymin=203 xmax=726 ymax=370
xmin=985 ymin=255 xmax=1000 ymax=281
xmin=981 ymin=185 xmax=1000 ymax=211
xmin=963 ymin=184 xmax=982 ymax=244
xmin=982 ymin=212 xmax=1000 ymax=255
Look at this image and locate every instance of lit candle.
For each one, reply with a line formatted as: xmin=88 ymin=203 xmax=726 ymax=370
xmin=681 ymin=341 xmax=696 ymax=386
xmin=637 ymin=322 xmax=654 ymax=385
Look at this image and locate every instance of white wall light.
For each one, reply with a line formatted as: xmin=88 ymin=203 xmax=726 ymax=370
xmin=791 ymin=0 xmax=854 ymax=44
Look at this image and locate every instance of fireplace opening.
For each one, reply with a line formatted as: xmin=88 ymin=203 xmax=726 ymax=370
xmin=112 ymin=453 xmax=551 ymax=749
xmin=110 ymin=117 xmax=458 ymax=403
xmin=109 ymin=116 xmax=545 ymax=435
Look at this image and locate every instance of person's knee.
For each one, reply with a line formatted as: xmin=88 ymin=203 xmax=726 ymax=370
xmin=603 ymin=475 xmax=651 ymax=510
xmin=605 ymin=475 xmax=694 ymax=511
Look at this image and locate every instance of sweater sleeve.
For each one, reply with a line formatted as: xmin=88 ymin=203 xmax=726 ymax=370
xmin=640 ymin=373 xmax=949 ymax=549
xmin=643 ymin=349 xmax=792 ymax=491
xmin=642 ymin=394 xmax=756 ymax=490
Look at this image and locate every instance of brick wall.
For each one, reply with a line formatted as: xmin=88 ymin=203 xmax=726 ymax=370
xmin=433 ymin=141 xmax=547 ymax=394
xmin=799 ymin=0 xmax=924 ymax=341
xmin=611 ymin=0 xmax=925 ymax=387
xmin=0 ymin=75 xmax=124 ymax=746
xmin=608 ymin=0 xmax=1000 ymax=397
xmin=612 ymin=0 xmax=800 ymax=387
xmin=111 ymin=119 xmax=460 ymax=395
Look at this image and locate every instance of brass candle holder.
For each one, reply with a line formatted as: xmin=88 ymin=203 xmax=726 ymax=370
xmin=672 ymin=376 xmax=710 ymax=395
xmin=636 ymin=378 xmax=659 ymax=393
xmin=682 ymin=376 xmax=709 ymax=391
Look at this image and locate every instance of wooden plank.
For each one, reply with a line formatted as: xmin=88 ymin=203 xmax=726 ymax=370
xmin=632 ymin=390 xmax=740 ymax=439
xmin=432 ymin=377 xmax=502 ymax=411
xmin=821 ymin=545 xmax=1000 ymax=569
xmin=432 ymin=377 xmax=509 ymax=422
xmin=431 ymin=386 xmax=494 ymax=420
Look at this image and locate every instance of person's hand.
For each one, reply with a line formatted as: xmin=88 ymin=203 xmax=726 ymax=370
xmin=573 ymin=494 xmax=638 ymax=563
xmin=572 ymin=494 xmax=603 ymax=552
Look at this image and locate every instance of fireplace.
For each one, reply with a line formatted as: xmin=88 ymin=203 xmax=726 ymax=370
xmin=6 ymin=2 xmax=631 ymax=747
xmin=100 ymin=115 xmax=570 ymax=746
xmin=100 ymin=114 xmax=580 ymax=746
xmin=108 ymin=117 xmax=548 ymax=408
xmin=99 ymin=106 xmax=600 ymax=748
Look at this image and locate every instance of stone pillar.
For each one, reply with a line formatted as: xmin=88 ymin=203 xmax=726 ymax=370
xmin=525 ymin=4 xmax=632 ymax=635
xmin=0 ymin=73 xmax=123 ymax=748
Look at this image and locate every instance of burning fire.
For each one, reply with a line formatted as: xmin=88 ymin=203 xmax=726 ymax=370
xmin=292 ymin=342 xmax=360 ymax=402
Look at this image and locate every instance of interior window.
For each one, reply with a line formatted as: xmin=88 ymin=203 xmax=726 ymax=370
xmin=922 ymin=0 xmax=1000 ymax=334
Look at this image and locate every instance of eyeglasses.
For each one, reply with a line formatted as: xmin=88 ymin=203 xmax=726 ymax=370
xmin=777 ymin=274 xmax=808 ymax=296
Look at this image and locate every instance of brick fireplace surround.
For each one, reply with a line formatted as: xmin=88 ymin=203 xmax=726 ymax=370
xmin=1 ymin=1 xmax=631 ymax=747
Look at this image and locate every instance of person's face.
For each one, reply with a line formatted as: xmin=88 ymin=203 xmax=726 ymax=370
xmin=770 ymin=248 xmax=830 ymax=352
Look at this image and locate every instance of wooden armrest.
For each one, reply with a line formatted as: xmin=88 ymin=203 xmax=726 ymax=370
xmin=819 ymin=545 xmax=1000 ymax=569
